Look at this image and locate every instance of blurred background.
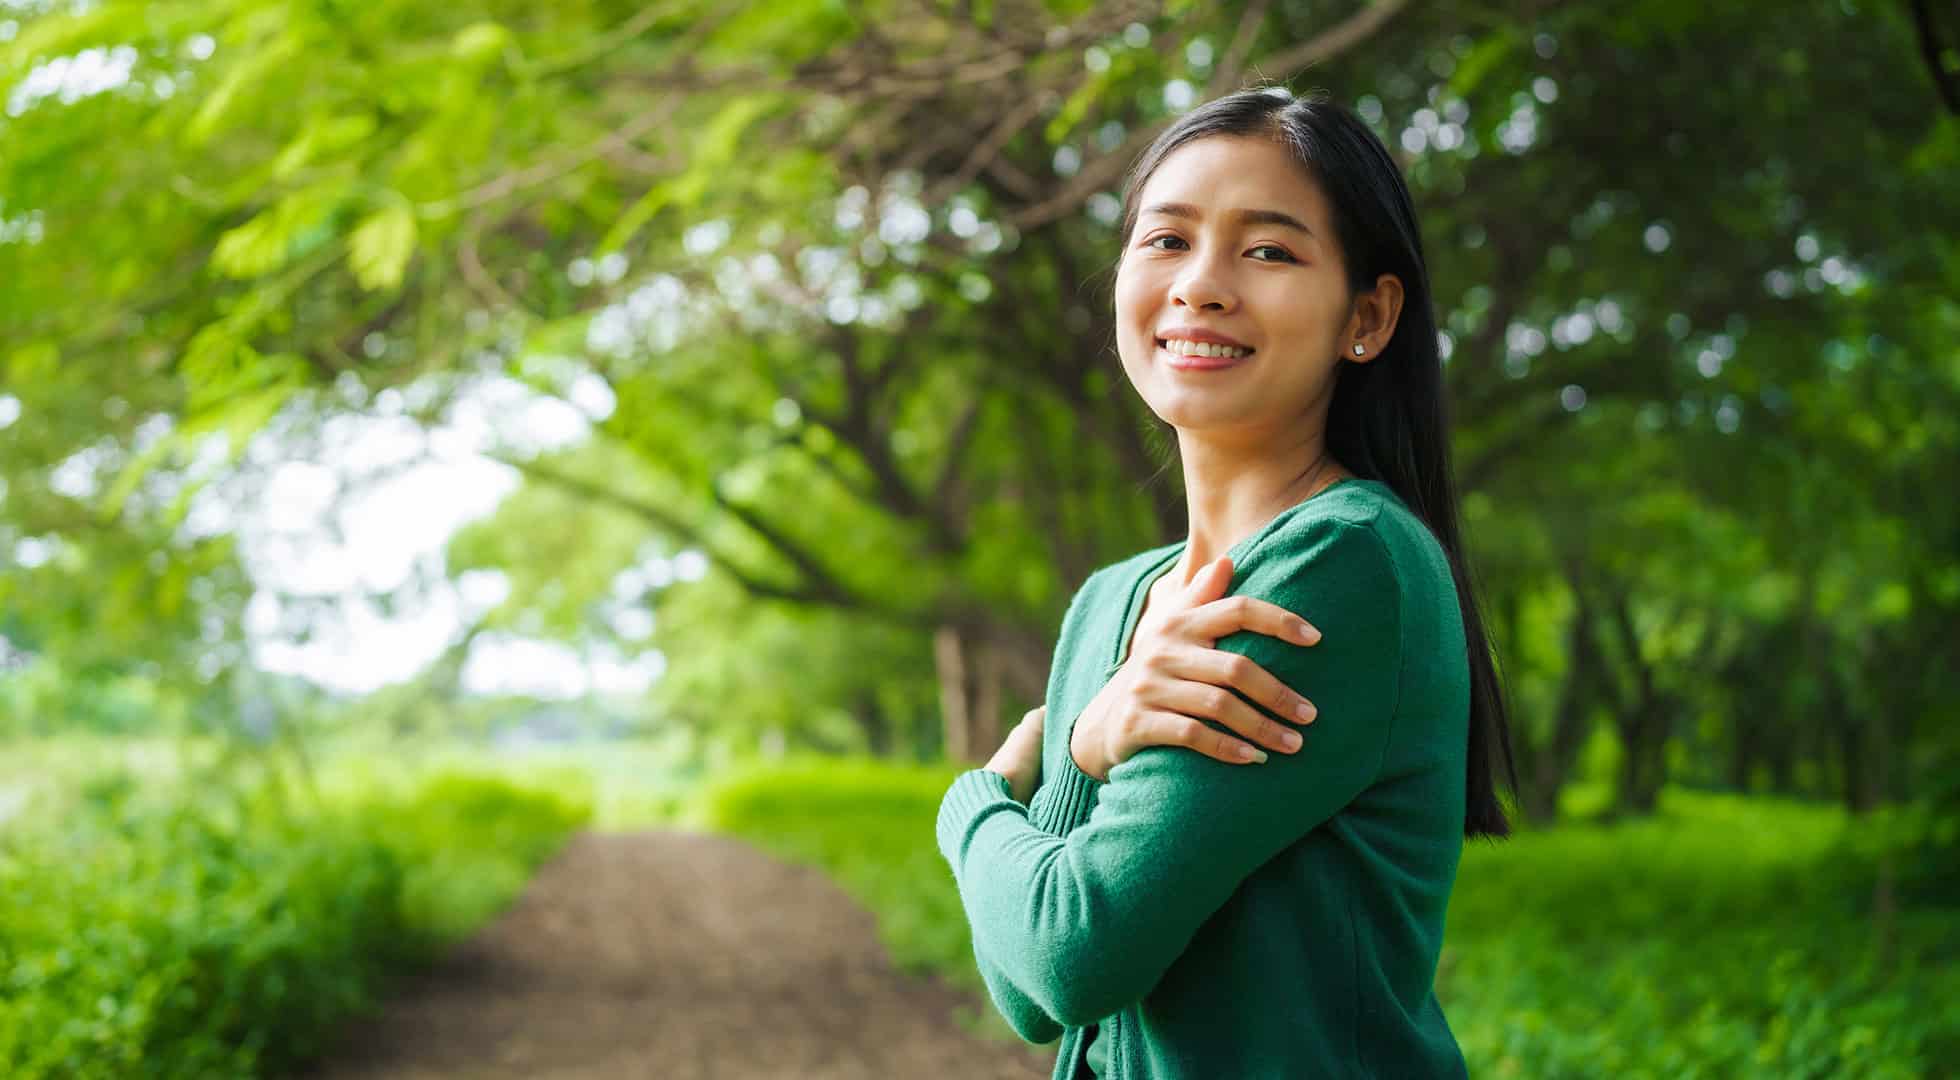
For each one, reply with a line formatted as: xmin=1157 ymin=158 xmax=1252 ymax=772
xmin=1 ymin=0 xmax=1955 ymax=1076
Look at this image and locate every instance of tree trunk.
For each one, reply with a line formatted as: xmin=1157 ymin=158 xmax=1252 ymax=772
xmin=1727 ymin=717 xmax=1755 ymax=790
xmin=1830 ymin=672 xmax=1878 ymax=812
xmin=855 ymin=688 xmax=891 ymax=756
xmin=1606 ymin=595 xmax=1671 ymax=816
xmin=935 ymin=623 xmax=1008 ymax=763
xmin=1620 ymin=700 xmax=1672 ymax=814
xmin=1523 ymin=574 xmax=1601 ymax=822
xmin=935 ymin=624 xmax=973 ymax=761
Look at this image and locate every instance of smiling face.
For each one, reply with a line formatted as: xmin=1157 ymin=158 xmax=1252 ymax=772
xmin=1114 ymin=133 xmax=1378 ymax=444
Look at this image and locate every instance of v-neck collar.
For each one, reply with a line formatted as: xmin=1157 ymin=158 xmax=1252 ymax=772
xmin=1108 ymin=477 xmax=1369 ymax=673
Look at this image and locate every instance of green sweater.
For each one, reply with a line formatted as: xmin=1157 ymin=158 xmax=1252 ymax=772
xmin=935 ymin=477 xmax=1470 ymax=1079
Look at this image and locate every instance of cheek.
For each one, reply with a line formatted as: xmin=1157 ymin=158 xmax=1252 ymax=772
xmin=1113 ymin=259 xmax=1159 ymax=324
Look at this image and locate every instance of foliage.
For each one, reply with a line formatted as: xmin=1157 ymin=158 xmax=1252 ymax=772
xmin=697 ymin=758 xmax=1960 ymax=1077
xmin=1444 ymin=791 xmax=1959 ymax=1078
xmin=0 ymin=755 xmax=587 ymax=1078
xmin=3 ymin=0 xmax=1952 ymax=827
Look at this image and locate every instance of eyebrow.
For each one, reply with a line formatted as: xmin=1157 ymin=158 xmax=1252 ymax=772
xmin=1140 ymin=201 xmax=1315 ymax=238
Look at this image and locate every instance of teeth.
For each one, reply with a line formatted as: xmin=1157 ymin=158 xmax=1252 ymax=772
xmin=1161 ymin=339 xmax=1251 ymax=359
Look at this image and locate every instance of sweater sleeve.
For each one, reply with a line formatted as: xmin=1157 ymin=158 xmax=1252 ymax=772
xmin=943 ymin=771 xmax=1066 ymax=1045
xmin=935 ymin=516 xmax=1401 ymax=1028
xmin=949 ymin=569 xmax=1113 ymax=1046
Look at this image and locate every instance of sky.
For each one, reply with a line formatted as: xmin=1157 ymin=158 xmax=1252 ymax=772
xmin=0 ymin=365 xmax=690 ymax=700
xmin=2 ymin=369 xmax=700 ymax=702
xmin=224 ymin=370 xmax=692 ymax=699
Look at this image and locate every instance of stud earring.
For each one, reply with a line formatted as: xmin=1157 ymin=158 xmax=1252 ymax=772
xmin=1351 ymin=343 xmax=1366 ymax=357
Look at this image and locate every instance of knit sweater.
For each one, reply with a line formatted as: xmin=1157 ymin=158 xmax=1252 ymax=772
xmin=935 ymin=477 xmax=1471 ymax=1079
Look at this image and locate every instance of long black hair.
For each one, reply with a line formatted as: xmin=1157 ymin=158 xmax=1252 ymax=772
xmin=1111 ymin=86 xmax=1519 ymax=838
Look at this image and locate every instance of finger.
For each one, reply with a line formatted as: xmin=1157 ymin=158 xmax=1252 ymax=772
xmin=1141 ymin=709 xmax=1267 ymax=765
xmin=1180 ymin=555 xmax=1235 ymax=605
xmin=1154 ymin=673 xmax=1303 ymax=755
xmin=1182 ymin=593 xmax=1321 ymax=646
xmin=1213 ymin=644 xmax=1317 ymax=724
xmin=1169 ymin=645 xmax=1317 ymax=729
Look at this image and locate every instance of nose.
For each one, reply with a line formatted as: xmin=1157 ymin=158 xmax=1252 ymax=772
xmin=1169 ymin=248 xmax=1236 ymax=313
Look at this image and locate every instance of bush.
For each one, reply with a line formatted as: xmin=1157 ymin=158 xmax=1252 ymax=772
xmin=0 ymin=763 xmax=587 ymax=1078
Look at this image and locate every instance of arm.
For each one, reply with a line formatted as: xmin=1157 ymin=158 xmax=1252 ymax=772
xmin=948 ymin=808 xmax=1067 ymax=1044
xmin=935 ymin=517 xmax=1400 ymax=1027
xmin=947 ymin=569 xmax=1115 ymax=1044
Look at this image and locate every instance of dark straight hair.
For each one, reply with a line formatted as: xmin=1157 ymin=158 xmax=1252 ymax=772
xmin=1111 ymin=86 xmax=1519 ymax=838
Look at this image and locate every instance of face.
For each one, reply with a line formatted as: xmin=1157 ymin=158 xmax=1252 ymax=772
xmin=1113 ymin=134 xmax=1397 ymax=444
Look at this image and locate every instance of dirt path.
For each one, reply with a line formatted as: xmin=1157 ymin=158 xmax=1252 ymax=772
xmin=303 ymin=831 xmax=1053 ymax=1079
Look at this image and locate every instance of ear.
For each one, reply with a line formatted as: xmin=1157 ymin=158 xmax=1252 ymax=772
xmin=1343 ymin=273 xmax=1405 ymax=363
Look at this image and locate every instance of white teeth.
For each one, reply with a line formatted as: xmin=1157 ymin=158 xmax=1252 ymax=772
xmin=1160 ymin=338 xmax=1251 ymax=359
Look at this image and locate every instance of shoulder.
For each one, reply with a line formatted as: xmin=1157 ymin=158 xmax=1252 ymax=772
xmin=1246 ymin=482 xmax=1391 ymax=574
xmin=1227 ymin=482 xmax=1412 ymax=644
xmin=1246 ymin=479 xmax=1448 ymax=591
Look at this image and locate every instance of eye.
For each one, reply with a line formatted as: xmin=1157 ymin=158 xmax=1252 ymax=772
xmin=1249 ymin=244 xmax=1297 ymax=263
xmin=1144 ymin=234 xmax=1187 ymax=251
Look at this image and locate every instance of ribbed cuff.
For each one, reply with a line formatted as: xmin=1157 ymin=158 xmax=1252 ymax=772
xmin=1050 ymin=712 xmax=1108 ymax=825
xmin=936 ymin=768 xmax=1017 ymax=871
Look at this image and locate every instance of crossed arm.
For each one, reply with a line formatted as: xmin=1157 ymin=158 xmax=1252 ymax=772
xmin=937 ymin=517 xmax=1401 ymax=1032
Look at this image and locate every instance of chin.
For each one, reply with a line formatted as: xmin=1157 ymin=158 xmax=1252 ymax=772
xmin=1147 ymin=392 xmax=1257 ymax=432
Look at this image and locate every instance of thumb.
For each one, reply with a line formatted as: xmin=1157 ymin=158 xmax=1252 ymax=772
xmin=1185 ymin=555 xmax=1234 ymax=603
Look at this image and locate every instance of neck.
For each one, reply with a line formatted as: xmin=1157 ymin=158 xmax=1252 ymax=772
xmin=1168 ymin=417 xmax=1347 ymax=587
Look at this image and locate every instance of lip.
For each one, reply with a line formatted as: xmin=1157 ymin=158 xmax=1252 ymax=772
xmin=1157 ymin=341 xmax=1251 ymax=371
xmin=1156 ymin=326 xmax=1253 ymax=350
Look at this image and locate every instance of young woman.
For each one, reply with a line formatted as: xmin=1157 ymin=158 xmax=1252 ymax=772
xmin=935 ymin=87 xmax=1517 ymax=1079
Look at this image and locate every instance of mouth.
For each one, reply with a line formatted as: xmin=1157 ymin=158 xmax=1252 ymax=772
xmin=1156 ymin=338 xmax=1255 ymax=370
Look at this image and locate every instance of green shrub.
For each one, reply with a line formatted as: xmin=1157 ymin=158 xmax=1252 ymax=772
xmin=376 ymin=772 xmax=590 ymax=946
xmin=0 ymin=763 xmax=588 ymax=1078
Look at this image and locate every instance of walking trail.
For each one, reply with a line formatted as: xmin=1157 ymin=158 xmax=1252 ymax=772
xmin=304 ymin=831 xmax=1052 ymax=1079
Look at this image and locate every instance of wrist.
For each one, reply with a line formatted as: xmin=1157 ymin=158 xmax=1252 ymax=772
xmin=1067 ymin=704 xmax=1107 ymax=782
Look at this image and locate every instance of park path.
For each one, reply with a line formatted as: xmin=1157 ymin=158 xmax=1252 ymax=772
xmin=302 ymin=831 xmax=1053 ymax=1080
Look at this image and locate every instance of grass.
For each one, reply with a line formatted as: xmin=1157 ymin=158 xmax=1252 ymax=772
xmin=0 ymin=736 xmax=591 ymax=1079
xmin=695 ymin=756 xmax=1960 ymax=1079
xmin=11 ymin=735 xmax=1947 ymax=1076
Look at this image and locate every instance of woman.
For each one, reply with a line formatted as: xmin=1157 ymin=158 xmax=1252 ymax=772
xmin=934 ymin=86 xmax=1517 ymax=1079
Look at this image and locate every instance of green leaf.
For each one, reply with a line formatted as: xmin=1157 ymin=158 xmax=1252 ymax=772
xmin=451 ymin=21 xmax=513 ymax=64
xmin=1446 ymin=30 xmax=1521 ymax=100
xmin=97 ymin=435 xmax=178 ymax=521
xmin=0 ymin=4 xmax=132 ymax=72
xmin=597 ymin=180 xmax=674 ymax=257
xmin=272 ymin=113 xmax=378 ymax=179
xmin=210 ymin=185 xmax=344 ymax=280
xmin=184 ymin=31 xmax=303 ymax=147
xmin=599 ymin=94 xmax=783 ymax=254
xmin=347 ymin=203 xmax=417 ymax=291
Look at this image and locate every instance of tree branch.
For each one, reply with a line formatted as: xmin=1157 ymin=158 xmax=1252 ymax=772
xmin=491 ymin=453 xmax=854 ymax=609
xmin=1006 ymin=0 xmax=1408 ymax=232
xmin=1909 ymin=0 xmax=1960 ymax=115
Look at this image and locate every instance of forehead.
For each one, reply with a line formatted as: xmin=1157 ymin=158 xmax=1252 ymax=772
xmin=1135 ymin=135 xmax=1329 ymax=223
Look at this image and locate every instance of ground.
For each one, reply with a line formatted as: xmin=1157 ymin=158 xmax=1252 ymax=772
xmin=303 ymin=831 xmax=1054 ymax=1079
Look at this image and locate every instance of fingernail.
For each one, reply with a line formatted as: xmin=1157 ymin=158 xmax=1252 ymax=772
xmin=1293 ymin=620 xmax=1320 ymax=644
xmin=1240 ymin=745 xmax=1267 ymax=763
xmin=1281 ymin=730 xmax=1302 ymax=751
xmin=1295 ymin=701 xmax=1317 ymax=723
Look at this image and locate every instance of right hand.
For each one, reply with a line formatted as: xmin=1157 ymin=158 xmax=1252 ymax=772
xmin=1069 ymin=554 xmax=1322 ymax=781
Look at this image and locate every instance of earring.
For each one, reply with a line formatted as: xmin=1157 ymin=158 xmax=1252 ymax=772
xmin=1351 ymin=343 xmax=1366 ymax=357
